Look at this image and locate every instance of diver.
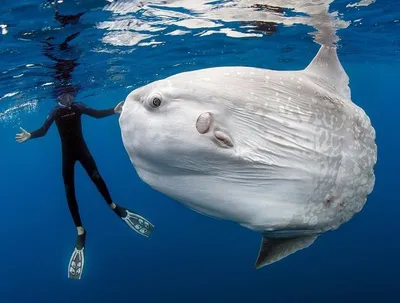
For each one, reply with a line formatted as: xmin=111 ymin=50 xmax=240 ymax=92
xmin=15 ymin=0 xmax=154 ymax=280
xmin=15 ymin=93 xmax=154 ymax=280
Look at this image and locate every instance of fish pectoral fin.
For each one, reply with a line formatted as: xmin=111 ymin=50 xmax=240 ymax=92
xmin=254 ymin=234 xmax=318 ymax=269
xmin=212 ymin=129 xmax=234 ymax=148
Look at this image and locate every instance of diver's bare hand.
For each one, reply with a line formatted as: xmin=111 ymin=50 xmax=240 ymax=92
xmin=114 ymin=101 xmax=124 ymax=114
xmin=16 ymin=127 xmax=31 ymax=143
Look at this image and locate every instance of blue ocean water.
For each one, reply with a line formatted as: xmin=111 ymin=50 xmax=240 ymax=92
xmin=0 ymin=0 xmax=399 ymax=302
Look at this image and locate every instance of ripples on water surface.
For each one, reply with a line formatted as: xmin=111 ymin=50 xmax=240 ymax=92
xmin=0 ymin=0 xmax=398 ymax=123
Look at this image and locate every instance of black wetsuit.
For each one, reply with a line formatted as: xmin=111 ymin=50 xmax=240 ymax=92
xmin=30 ymin=102 xmax=115 ymax=227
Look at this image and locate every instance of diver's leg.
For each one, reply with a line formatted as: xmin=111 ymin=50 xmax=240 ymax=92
xmin=63 ymin=152 xmax=84 ymax=233
xmin=78 ymin=144 xmax=114 ymax=206
xmin=63 ymin=150 xmax=86 ymax=280
xmin=79 ymin=144 xmax=154 ymax=237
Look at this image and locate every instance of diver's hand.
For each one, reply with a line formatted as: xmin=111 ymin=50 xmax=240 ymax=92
xmin=114 ymin=101 xmax=124 ymax=114
xmin=16 ymin=127 xmax=31 ymax=143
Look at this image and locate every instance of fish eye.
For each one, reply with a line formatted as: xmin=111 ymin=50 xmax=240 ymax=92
xmin=148 ymin=95 xmax=162 ymax=108
xmin=152 ymin=98 xmax=161 ymax=107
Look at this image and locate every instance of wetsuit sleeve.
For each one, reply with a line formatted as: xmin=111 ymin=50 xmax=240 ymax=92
xmin=76 ymin=102 xmax=115 ymax=118
xmin=30 ymin=108 xmax=59 ymax=139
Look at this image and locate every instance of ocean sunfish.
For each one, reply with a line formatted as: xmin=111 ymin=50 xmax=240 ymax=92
xmin=118 ymin=45 xmax=377 ymax=268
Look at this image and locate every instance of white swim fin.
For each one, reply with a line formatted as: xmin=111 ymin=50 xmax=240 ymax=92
xmin=68 ymin=247 xmax=85 ymax=280
xmin=114 ymin=205 xmax=154 ymax=237
xmin=68 ymin=233 xmax=86 ymax=280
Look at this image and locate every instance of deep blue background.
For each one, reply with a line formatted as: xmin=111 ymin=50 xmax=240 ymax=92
xmin=1 ymin=0 xmax=399 ymax=302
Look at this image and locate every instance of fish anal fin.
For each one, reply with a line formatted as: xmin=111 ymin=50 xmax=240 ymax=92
xmin=304 ymin=45 xmax=350 ymax=100
xmin=254 ymin=234 xmax=318 ymax=269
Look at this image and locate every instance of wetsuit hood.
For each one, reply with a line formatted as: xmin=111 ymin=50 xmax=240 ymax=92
xmin=57 ymin=93 xmax=74 ymax=107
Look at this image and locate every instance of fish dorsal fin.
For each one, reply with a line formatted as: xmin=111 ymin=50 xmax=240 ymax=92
xmin=304 ymin=45 xmax=350 ymax=100
xmin=254 ymin=234 xmax=318 ymax=269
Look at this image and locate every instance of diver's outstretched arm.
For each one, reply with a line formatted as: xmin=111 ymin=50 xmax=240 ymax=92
xmin=16 ymin=108 xmax=58 ymax=142
xmin=76 ymin=101 xmax=124 ymax=118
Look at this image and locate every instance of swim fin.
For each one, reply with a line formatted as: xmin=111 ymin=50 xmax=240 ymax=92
xmin=68 ymin=232 xmax=86 ymax=280
xmin=114 ymin=205 xmax=154 ymax=238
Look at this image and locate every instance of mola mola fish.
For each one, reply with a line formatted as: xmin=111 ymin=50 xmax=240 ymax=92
xmin=118 ymin=45 xmax=377 ymax=268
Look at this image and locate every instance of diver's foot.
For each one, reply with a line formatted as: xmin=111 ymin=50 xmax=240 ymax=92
xmin=68 ymin=232 xmax=86 ymax=280
xmin=113 ymin=204 xmax=154 ymax=238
